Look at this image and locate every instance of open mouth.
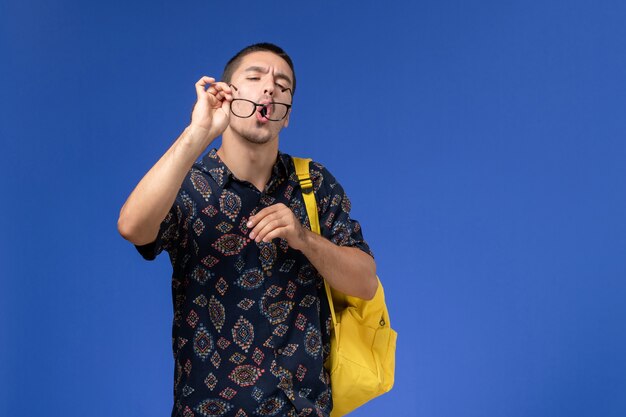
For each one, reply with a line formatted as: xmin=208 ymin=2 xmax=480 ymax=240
xmin=256 ymin=102 xmax=272 ymax=123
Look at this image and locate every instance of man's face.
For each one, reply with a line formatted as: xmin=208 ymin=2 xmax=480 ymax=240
xmin=226 ymin=51 xmax=294 ymax=145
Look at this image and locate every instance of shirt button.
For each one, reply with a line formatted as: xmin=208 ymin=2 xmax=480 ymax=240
xmin=276 ymin=348 xmax=283 ymax=355
xmin=267 ymin=271 xmax=273 ymax=277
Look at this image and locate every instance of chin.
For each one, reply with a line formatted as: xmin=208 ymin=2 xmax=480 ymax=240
xmin=229 ymin=121 xmax=279 ymax=145
xmin=241 ymin=133 xmax=272 ymax=145
xmin=242 ymin=128 xmax=278 ymax=145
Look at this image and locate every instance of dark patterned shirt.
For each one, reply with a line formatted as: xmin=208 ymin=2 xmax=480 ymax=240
xmin=136 ymin=149 xmax=373 ymax=417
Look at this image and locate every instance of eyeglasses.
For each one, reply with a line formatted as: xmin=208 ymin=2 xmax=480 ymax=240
xmin=228 ymin=84 xmax=292 ymax=121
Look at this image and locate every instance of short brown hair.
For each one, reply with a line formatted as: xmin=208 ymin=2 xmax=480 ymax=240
xmin=221 ymin=43 xmax=296 ymax=95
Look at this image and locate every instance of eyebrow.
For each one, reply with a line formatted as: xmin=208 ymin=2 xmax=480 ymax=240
xmin=244 ymin=66 xmax=293 ymax=86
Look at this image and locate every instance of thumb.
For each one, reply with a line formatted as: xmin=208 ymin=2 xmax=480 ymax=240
xmin=220 ymin=97 xmax=231 ymax=117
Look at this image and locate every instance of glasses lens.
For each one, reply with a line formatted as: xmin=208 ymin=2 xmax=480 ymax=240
xmin=231 ymin=99 xmax=256 ymax=118
xmin=267 ymin=103 xmax=289 ymax=121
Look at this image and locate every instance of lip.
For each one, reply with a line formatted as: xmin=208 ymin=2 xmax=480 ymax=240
xmin=255 ymin=111 xmax=270 ymax=123
xmin=255 ymin=99 xmax=272 ymax=123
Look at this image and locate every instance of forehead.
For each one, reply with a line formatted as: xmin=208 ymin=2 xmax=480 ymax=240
xmin=233 ymin=51 xmax=293 ymax=84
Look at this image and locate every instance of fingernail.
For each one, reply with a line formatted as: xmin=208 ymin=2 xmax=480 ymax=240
xmin=247 ymin=221 xmax=253 ymax=227
xmin=249 ymin=232 xmax=255 ymax=239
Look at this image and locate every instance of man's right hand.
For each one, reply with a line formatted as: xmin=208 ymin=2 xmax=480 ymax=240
xmin=117 ymin=77 xmax=234 ymax=246
xmin=190 ymin=76 xmax=233 ymax=140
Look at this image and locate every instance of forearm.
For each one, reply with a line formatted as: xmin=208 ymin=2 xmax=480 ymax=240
xmin=117 ymin=125 xmax=214 ymax=245
xmin=299 ymin=229 xmax=378 ymax=300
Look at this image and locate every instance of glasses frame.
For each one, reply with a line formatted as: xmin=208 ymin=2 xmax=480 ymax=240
xmin=228 ymin=84 xmax=292 ymax=122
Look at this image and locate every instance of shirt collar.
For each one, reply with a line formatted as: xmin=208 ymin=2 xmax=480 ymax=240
xmin=200 ymin=148 xmax=290 ymax=189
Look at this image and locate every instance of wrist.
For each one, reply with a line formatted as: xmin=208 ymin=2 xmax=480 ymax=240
xmin=296 ymin=227 xmax=317 ymax=254
xmin=185 ymin=124 xmax=213 ymax=146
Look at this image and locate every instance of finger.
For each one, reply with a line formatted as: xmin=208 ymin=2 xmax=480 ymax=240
xmin=248 ymin=206 xmax=287 ymax=235
xmin=221 ymin=91 xmax=234 ymax=101
xmin=207 ymin=85 xmax=233 ymax=102
xmin=248 ymin=204 xmax=286 ymax=227
xmin=221 ymin=98 xmax=232 ymax=116
xmin=213 ymin=82 xmax=233 ymax=95
xmin=195 ymin=76 xmax=215 ymax=87
xmin=250 ymin=211 xmax=284 ymax=241
xmin=213 ymin=83 xmax=234 ymax=102
xmin=253 ymin=217 xmax=285 ymax=243
xmin=248 ymin=207 xmax=274 ymax=229
xmin=216 ymin=91 xmax=230 ymax=101
xmin=249 ymin=211 xmax=280 ymax=240
xmin=261 ymin=227 xmax=288 ymax=243
xmin=195 ymin=76 xmax=215 ymax=96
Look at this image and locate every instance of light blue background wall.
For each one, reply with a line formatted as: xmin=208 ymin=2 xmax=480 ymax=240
xmin=2 ymin=1 xmax=625 ymax=416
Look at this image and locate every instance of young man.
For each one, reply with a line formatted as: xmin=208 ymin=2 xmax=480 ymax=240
xmin=118 ymin=43 xmax=377 ymax=417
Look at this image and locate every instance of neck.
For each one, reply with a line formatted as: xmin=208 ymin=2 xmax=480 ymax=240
xmin=217 ymin=132 xmax=279 ymax=192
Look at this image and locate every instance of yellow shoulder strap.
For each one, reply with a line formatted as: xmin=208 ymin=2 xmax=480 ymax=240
xmin=292 ymin=156 xmax=337 ymax=327
xmin=292 ymin=157 xmax=320 ymax=234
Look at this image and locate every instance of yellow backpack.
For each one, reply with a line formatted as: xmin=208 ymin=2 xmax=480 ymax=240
xmin=293 ymin=157 xmax=397 ymax=417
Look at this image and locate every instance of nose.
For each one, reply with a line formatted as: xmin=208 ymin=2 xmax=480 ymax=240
xmin=262 ymin=77 xmax=275 ymax=97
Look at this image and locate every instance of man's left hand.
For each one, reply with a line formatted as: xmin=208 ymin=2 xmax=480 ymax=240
xmin=247 ymin=203 xmax=309 ymax=251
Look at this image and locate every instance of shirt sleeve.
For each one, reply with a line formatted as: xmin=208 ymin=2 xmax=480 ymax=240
xmin=310 ymin=161 xmax=374 ymax=258
xmin=134 ymin=194 xmax=185 ymax=261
